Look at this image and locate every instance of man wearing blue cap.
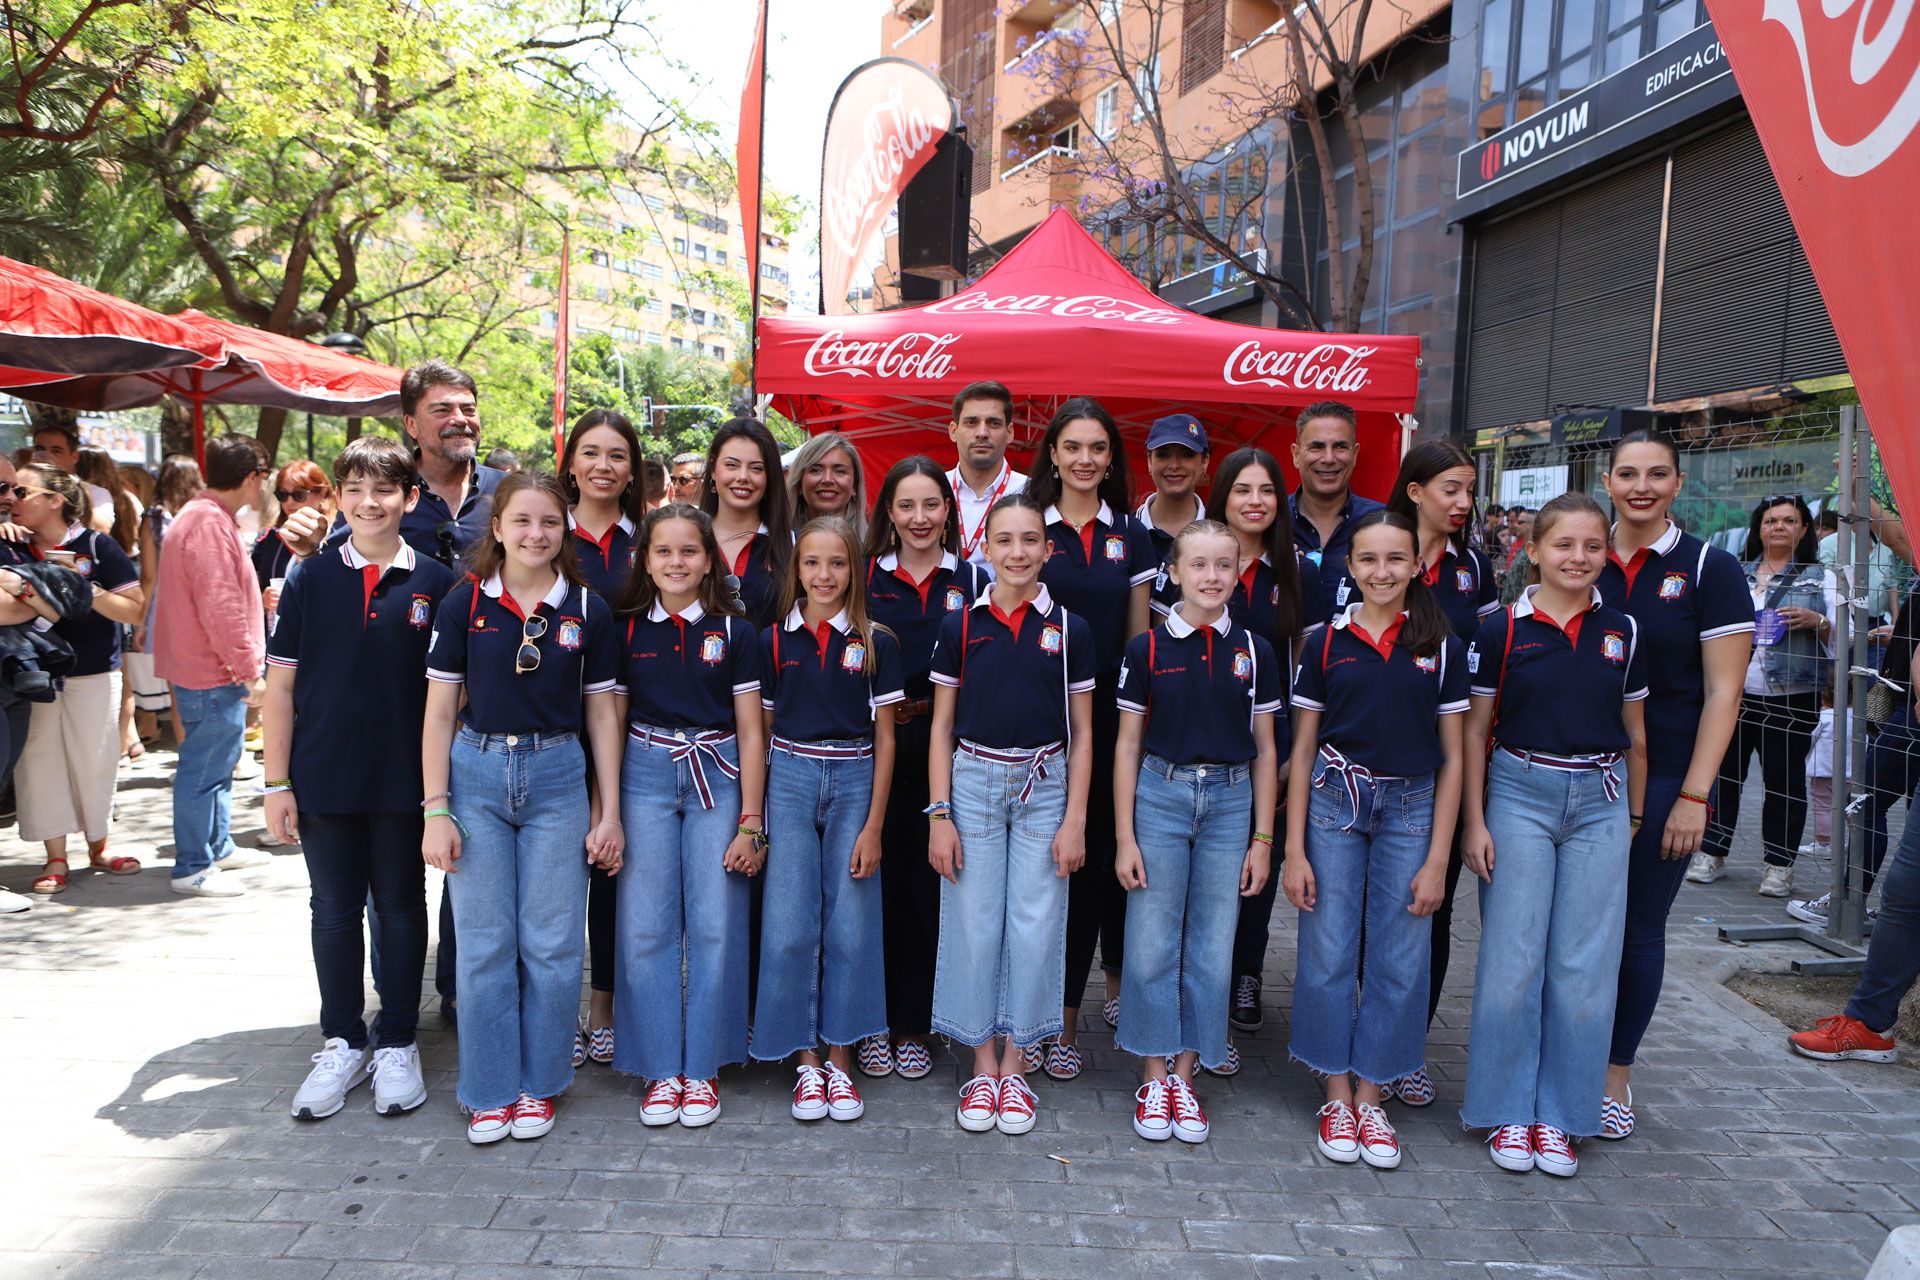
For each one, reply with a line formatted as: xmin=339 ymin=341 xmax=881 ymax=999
xmin=1135 ymin=413 xmax=1211 ymax=563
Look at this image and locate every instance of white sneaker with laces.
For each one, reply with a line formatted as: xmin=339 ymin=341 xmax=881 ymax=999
xmin=1758 ymin=864 xmax=1794 ymax=898
xmin=1685 ymin=852 xmax=1725 ymax=884
xmin=370 ymin=1044 xmax=427 ymax=1115
xmin=171 ymin=866 xmax=245 ymax=897
xmin=291 ymin=1038 xmax=368 ymax=1119
xmin=823 ymin=1062 xmax=864 ymax=1121
xmin=1786 ymin=893 xmax=1831 ymax=927
xmin=0 ymin=887 xmax=31 ymax=913
xmin=217 ymin=846 xmax=273 ymax=870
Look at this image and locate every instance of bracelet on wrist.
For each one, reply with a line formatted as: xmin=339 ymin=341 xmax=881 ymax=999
xmin=421 ymin=791 xmax=450 ymax=808
xmin=1250 ymin=831 xmax=1274 ymax=845
xmin=261 ymin=785 xmax=291 ymax=797
xmin=264 ymin=778 xmax=292 ymax=789
xmin=1677 ymin=790 xmax=1710 ymax=806
xmin=922 ymin=800 xmax=953 ymax=819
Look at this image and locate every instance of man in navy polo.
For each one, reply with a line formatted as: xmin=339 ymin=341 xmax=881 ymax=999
xmin=1289 ymin=401 xmax=1383 ymax=589
xmin=1135 ymin=414 xmax=1211 ymax=563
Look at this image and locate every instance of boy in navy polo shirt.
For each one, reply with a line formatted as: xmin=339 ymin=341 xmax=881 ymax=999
xmin=264 ymin=437 xmax=459 ymax=1122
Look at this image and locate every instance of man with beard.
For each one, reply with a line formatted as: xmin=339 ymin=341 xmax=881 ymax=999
xmin=1135 ymin=414 xmax=1210 ymax=563
xmin=1289 ymin=400 xmax=1382 ymax=596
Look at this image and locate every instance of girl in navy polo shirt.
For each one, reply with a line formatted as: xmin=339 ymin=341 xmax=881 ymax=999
xmin=1597 ymin=431 xmax=1752 ymax=1140
xmin=422 ymin=471 xmax=625 ymax=1145
xmin=859 ymin=457 xmax=989 ymax=1081
xmin=928 ymin=493 xmax=1094 ymax=1135
xmin=561 ymin=408 xmax=644 ymax=1070
xmin=753 ymin=515 xmax=904 ymax=1123
xmin=1025 ymin=396 xmax=1156 ymax=1080
xmin=701 ymin=417 xmax=793 ymax=630
xmin=265 ymin=437 xmax=459 ymax=1122
xmin=1114 ymin=519 xmax=1281 ymax=1144
xmin=611 ymin=503 xmax=767 ymax=1129
xmin=1284 ymin=510 xmax=1466 ymax=1172
xmin=1459 ymin=493 xmax=1649 ymax=1178
xmin=13 ymin=464 xmax=145 ymax=894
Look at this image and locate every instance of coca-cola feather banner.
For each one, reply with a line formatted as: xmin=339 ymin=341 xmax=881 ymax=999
xmin=1701 ymin=0 xmax=1920 ymax=517
xmin=818 ymin=58 xmax=958 ymax=314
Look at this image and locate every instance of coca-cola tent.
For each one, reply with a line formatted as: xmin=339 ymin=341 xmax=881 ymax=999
xmin=758 ymin=209 xmax=1421 ymax=498
xmin=0 ymin=255 xmax=227 ymax=376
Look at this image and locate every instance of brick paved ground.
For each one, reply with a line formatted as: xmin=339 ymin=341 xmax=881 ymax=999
xmin=1 ymin=746 xmax=1915 ymax=1279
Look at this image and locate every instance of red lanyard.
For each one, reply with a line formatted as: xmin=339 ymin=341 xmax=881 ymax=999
xmin=956 ymin=466 xmax=1010 ymax=561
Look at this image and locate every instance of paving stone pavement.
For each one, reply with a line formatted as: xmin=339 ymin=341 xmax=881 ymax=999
xmin=1 ymin=747 xmax=1916 ymax=1279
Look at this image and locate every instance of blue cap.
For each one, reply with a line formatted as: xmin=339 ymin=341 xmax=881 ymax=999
xmin=1145 ymin=413 xmax=1208 ymax=453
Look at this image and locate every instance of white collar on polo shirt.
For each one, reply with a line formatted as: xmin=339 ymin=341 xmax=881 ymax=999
xmin=60 ymin=521 xmax=86 ymax=545
xmin=877 ymin=550 xmax=958 ymax=574
xmin=479 ymin=572 xmax=569 ymax=611
xmin=971 ymin=583 xmax=1056 ymax=615
xmin=783 ymin=605 xmax=850 ymax=633
xmin=1330 ymin=601 xmax=1409 ymax=630
xmin=567 ymin=511 xmax=637 ymax=536
xmin=1134 ymin=493 xmax=1205 ymax=528
xmin=339 ymin=540 xmax=418 ymax=572
xmin=1043 ymin=501 xmax=1115 ymax=527
xmin=1164 ymin=607 xmax=1232 ymax=638
xmin=1512 ymin=584 xmax=1604 ymax=617
xmin=646 ymin=598 xmax=707 ymax=624
xmin=1610 ymin=518 xmax=1682 ymax=556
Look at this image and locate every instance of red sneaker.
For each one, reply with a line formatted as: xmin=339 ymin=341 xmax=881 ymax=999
xmin=790 ymin=1064 xmax=828 ymax=1121
xmin=1315 ymin=1100 xmax=1359 ymax=1163
xmin=1487 ymin=1123 xmax=1534 ymax=1172
xmin=508 ymin=1093 xmax=554 ymax=1141
xmin=823 ymin=1063 xmax=865 ymax=1121
xmin=1789 ymin=1015 xmax=1898 ymax=1063
xmin=956 ymin=1073 xmax=999 ymax=1132
xmin=1132 ymin=1078 xmax=1172 ymax=1142
xmin=1355 ymin=1102 xmax=1400 ymax=1169
xmin=1167 ymin=1074 xmax=1209 ymax=1144
xmin=639 ymin=1076 xmax=683 ymax=1127
xmin=995 ymin=1073 xmax=1037 ymax=1135
xmin=679 ymin=1076 xmax=721 ymax=1127
xmin=1530 ymin=1123 xmax=1577 ymax=1177
xmin=467 ymin=1103 xmax=512 ymax=1145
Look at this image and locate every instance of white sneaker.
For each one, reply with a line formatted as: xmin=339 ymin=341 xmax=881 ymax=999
xmin=1787 ymin=893 xmax=1831 ymax=927
xmin=0 ymin=887 xmax=31 ymax=913
xmin=216 ymin=846 xmax=273 ymax=870
xmin=1758 ymin=865 xmax=1794 ymax=898
xmin=1797 ymin=840 xmax=1831 ymax=861
xmin=291 ymin=1038 xmax=369 ymax=1119
xmin=171 ymin=867 xmax=245 ymax=897
xmin=1684 ymin=852 xmax=1725 ymax=884
xmin=370 ymin=1044 xmax=427 ymax=1115
xmin=257 ymin=825 xmax=288 ymax=848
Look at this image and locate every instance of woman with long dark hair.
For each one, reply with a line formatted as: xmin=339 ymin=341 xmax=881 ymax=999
xmin=701 ymin=418 xmax=792 ymax=630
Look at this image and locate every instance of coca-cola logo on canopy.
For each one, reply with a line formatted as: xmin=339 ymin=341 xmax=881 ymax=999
xmin=923 ymin=290 xmax=1188 ymax=325
xmin=1222 ymin=340 xmax=1379 ymax=393
xmin=803 ymin=330 xmax=960 ymax=380
xmin=1762 ymin=0 xmax=1920 ymax=176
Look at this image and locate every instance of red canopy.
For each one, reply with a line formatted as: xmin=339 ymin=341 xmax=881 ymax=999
xmin=0 ymin=256 xmax=227 ymax=376
xmin=758 ymin=209 xmax=1421 ymax=498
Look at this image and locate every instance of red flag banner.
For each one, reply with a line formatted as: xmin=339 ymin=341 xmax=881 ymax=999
xmin=551 ymin=226 xmax=571 ymax=461
xmin=1701 ymin=0 xmax=1920 ymax=516
xmin=819 ymin=58 xmax=957 ymax=314
xmin=738 ymin=0 xmax=768 ymax=288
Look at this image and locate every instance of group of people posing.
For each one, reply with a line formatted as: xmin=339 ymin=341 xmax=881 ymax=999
xmin=156 ymin=358 xmax=1880 ymax=1179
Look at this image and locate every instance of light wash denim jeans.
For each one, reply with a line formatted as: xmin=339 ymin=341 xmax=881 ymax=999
xmin=1289 ymin=754 xmax=1436 ymax=1084
xmin=1117 ymin=757 xmax=1252 ymax=1070
xmin=614 ymin=728 xmax=750 ymax=1081
xmin=1462 ymin=749 xmax=1629 ymax=1137
xmin=446 ymin=728 xmax=589 ymax=1111
xmin=752 ymin=743 xmax=888 ymax=1059
xmin=931 ymin=746 xmax=1069 ymax=1047
xmin=170 ymin=682 xmax=248 ymax=879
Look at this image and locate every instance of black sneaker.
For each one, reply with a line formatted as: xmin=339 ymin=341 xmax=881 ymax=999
xmin=1230 ymin=975 xmax=1262 ymax=1032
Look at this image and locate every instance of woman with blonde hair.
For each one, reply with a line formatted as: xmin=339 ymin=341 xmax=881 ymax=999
xmin=787 ymin=433 xmax=868 ymax=540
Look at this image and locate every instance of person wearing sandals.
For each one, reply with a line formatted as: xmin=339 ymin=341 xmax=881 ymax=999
xmin=1025 ymin=398 xmax=1156 ymax=1082
xmin=1284 ymin=512 xmax=1466 ymax=1172
xmin=560 ymin=409 xmax=646 ymax=1070
xmin=264 ymin=438 xmax=459 ymax=1120
xmin=929 ymin=495 xmax=1094 ymax=1134
xmin=1114 ymin=520 xmax=1281 ymax=1144
xmin=1460 ymin=494 xmax=1649 ymax=1177
xmin=1596 ymin=432 xmax=1752 ymax=1141
xmin=12 ymin=464 xmax=147 ymax=893
xmin=860 ymin=458 xmax=990 ymax=1081
xmin=752 ymin=517 xmax=903 ymax=1121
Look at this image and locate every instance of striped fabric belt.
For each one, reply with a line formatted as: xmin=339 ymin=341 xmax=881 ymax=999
xmin=958 ymin=739 xmax=1064 ymax=804
xmin=771 ymin=735 xmax=874 ymax=760
xmin=1312 ymin=742 xmax=1401 ymax=833
xmin=1499 ymin=744 xmax=1624 ymax=802
xmin=631 ymin=725 xmax=739 ymax=810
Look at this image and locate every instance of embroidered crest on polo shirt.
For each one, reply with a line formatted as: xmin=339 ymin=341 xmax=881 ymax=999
xmin=73 ymin=555 xmax=93 ymax=575
xmin=1040 ymin=623 xmax=1063 ymax=654
xmin=409 ymin=596 xmax=432 ymax=628
xmin=628 ymin=546 xmax=639 ymax=569
xmin=701 ymin=632 xmax=727 ymax=664
xmin=1602 ymin=631 xmax=1626 ymax=664
xmin=944 ymin=586 xmax=966 ymax=611
xmin=1456 ymin=567 xmax=1474 ymax=593
xmin=556 ymin=618 xmax=583 ymax=650
xmin=1467 ymin=646 xmax=1481 ymax=673
xmin=1334 ymin=580 xmax=1352 ymax=607
xmin=841 ymin=641 xmax=867 ymax=672
xmin=1414 ymin=653 xmax=1439 ymax=674
xmin=1659 ymin=573 xmax=1689 ymax=599
xmin=1270 ymin=584 xmax=1280 ymax=606
xmin=1233 ymin=649 xmax=1253 ymax=680
xmin=1104 ymin=535 xmax=1127 ymax=562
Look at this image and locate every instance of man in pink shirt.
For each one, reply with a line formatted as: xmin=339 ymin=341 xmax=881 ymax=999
xmin=154 ymin=433 xmax=272 ymax=897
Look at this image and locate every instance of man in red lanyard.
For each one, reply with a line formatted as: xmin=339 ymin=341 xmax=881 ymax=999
xmin=945 ymin=380 xmax=1027 ymax=574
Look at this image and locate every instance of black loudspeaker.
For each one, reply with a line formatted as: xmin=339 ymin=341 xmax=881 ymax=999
xmin=899 ymin=130 xmax=972 ymax=281
xmin=898 ymin=273 xmax=942 ymax=302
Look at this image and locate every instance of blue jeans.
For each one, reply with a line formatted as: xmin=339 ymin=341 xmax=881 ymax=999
xmin=1463 ymin=750 xmax=1629 ymax=1136
xmin=1117 ymin=757 xmax=1251 ymax=1069
xmin=1846 ymin=793 xmax=1920 ymax=1030
xmin=931 ymin=746 xmax=1069 ymax=1047
xmin=170 ymin=683 xmax=248 ymax=879
xmin=1289 ymin=757 xmax=1436 ymax=1083
xmin=752 ymin=744 xmax=887 ymax=1058
xmin=447 ymin=729 xmax=589 ymax=1111
xmin=614 ymin=729 xmax=749 ymax=1081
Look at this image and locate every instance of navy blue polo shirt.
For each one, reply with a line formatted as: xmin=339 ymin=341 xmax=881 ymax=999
xmin=1329 ymin=542 xmax=1499 ymax=642
xmin=426 ymin=572 xmax=618 ymax=734
xmin=266 ymin=541 xmax=459 ymax=813
xmin=759 ymin=607 xmax=906 ymax=741
xmin=1117 ymin=610 xmax=1284 ymax=766
xmin=570 ymin=512 xmax=637 ymax=601
xmin=325 ymin=463 xmax=505 ymax=568
xmin=865 ymin=552 xmax=989 ymax=699
xmin=1292 ymin=605 xmax=1469 ymax=776
xmin=34 ymin=525 xmax=138 ymax=676
xmin=618 ymin=600 xmax=760 ymax=732
xmin=1598 ymin=521 xmax=1754 ymax=776
xmin=1468 ymin=587 xmax=1649 ymax=757
xmin=930 ymin=585 xmax=1096 ymax=749
xmin=252 ymin=528 xmax=296 ymax=590
xmin=1133 ymin=494 xmax=1209 ymax=566
xmin=725 ymin=526 xmax=781 ymax=629
xmin=1153 ymin=549 xmax=1329 ymax=643
xmin=1039 ymin=502 xmax=1158 ymax=674
xmin=1290 ymin=489 xmax=1384 ymax=589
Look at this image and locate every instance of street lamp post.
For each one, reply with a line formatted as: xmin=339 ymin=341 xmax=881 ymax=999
xmin=317 ymin=332 xmax=370 ymax=452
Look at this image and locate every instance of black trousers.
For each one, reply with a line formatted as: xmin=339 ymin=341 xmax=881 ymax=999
xmin=880 ymin=713 xmax=939 ymax=1036
xmin=1064 ymin=674 xmax=1125 ymax=1011
xmin=588 ymin=865 xmax=617 ymax=994
xmin=435 ymin=887 xmax=456 ymax=1005
xmin=1705 ymin=690 xmax=1821 ymax=867
xmin=301 ymin=810 xmax=427 ymax=1049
